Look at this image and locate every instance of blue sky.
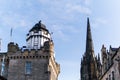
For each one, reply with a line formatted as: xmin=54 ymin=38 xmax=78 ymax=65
xmin=0 ymin=0 xmax=120 ymax=80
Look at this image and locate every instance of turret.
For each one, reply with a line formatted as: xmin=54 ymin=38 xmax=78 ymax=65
xmin=44 ymin=41 xmax=55 ymax=61
xmin=44 ymin=40 xmax=54 ymax=52
xmin=101 ymin=45 xmax=107 ymax=74
xmin=101 ymin=45 xmax=107 ymax=63
xmin=7 ymin=42 xmax=19 ymax=53
xmin=26 ymin=21 xmax=51 ymax=49
xmin=97 ymin=53 xmax=102 ymax=78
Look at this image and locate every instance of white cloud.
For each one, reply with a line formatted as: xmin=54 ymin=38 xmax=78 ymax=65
xmin=51 ymin=24 xmax=69 ymax=41
xmin=37 ymin=0 xmax=92 ymax=21
xmin=51 ymin=24 xmax=80 ymax=42
xmin=83 ymin=0 xmax=92 ymax=6
xmin=91 ymin=18 xmax=108 ymax=28
xmin=50 ymin=24 xmax=80 ymax=41
xmin=38 ymin=0 xmax=49 ymax=3
xmin=67 ymin=26 xmax=79 ymax=33
xmin=66 ymin=3 xmax=91 ymax=15
xmin=0 ymin=12 xmax=31 ymax=30
xmin=19 ymin=20 xmax=27 ymax=27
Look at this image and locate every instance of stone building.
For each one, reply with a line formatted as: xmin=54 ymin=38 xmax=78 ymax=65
xmin=80 ymin=18 xmax=120 ymax=80
xmin=100 ymin=45 xmax=120 ymax=80
xmin=0 ymin=21 xmax=60 ymax=80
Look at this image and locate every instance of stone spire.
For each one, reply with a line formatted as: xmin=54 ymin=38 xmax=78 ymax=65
xmin=86 ymin=17 xmax=94 ymax=55
xmin=80 ymin=18 xmax=98 ymax=80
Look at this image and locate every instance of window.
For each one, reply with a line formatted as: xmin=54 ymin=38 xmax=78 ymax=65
xmin=112 ymin=71 xmax=115 ymax=80
xmin=25 ymin=61 xmax=32 ymax=74
xmin=119 ymin=61 xmax=120 ymax=74
xmin=105 ymin=63 xmax=107 ymax=71
xmin=106 ymin=78 xmax=108 ymax=80
xmin=44 ymin=31 xmax=48 ymax=35
xmin=109 ymin=75 xmax=111 ymax=80
xmin=34 ymin=36 xmax=38 ymax=49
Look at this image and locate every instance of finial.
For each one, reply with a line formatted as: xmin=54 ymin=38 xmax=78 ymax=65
xmin=87 ymin=17 xmax=90 ymax=27
xmin=110 ymin=45 xmax=112 ymax=49
xmin=107 ymin=50 xmax=109 ymax=53
xmin=39 ymin=20 xmax=41 ymax=24
xmin=38 ymin=20 xmax=42 ymax=27
xmin=102 ymin=44 xmax=104 ymax=48
xmin=98 ymin=53 xmax=100 ymax=61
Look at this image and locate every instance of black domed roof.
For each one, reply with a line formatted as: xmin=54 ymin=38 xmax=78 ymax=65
xmin=29 ymin=21 xmax=47 ymax=32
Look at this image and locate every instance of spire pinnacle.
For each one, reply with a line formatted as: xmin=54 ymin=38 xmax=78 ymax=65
xmin=86 ymin=17 xmax=94 ymax=54
xmin=98 ymin=53 xmax=100 ymax=61
xmin=39 ymin=20 xmax=41 ymax=24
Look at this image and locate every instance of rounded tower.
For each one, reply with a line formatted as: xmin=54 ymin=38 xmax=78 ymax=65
xmin=26 ymin=21 xmax=51 ymax=49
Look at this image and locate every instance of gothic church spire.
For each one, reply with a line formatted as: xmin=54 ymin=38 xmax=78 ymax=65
xmin=86 ymin=18 xmax=94 ymax=55
xmin=80 ymin=18 xmax=98 ymax=80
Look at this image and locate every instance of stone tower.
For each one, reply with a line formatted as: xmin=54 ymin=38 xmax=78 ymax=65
xmin=80 ymin=18 xmax=99 ymax=80
xmin=0 ymin=21 xmax=60 ymax=80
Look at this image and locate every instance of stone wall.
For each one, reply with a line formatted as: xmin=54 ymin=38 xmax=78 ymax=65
xmin=7 ymin=58 xmax=49 ymax=80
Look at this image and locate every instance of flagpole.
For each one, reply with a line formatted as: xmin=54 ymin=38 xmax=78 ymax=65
xmin=10 ymin=28 xmax=13 ymax=42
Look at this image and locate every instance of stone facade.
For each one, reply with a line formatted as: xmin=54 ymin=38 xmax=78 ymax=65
xmin=0 ymin=21 xmax=60 ymax=80
xmin=100 ymin=45 xmax=120 ymax=80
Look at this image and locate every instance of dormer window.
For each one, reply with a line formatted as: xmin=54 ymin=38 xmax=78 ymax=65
xmin=44 ymin=31 xmax=48 ymax=35
xmin=34 ymin=30 xmax=38 ymax=33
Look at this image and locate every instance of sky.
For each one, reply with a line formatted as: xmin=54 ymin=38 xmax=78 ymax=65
xmin=0 ymin=0 xmax=120 ymax=80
